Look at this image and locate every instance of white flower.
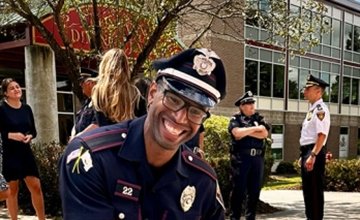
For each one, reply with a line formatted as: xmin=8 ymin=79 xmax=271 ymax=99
xmin=193 ymin=54 xmax=216 ymax=76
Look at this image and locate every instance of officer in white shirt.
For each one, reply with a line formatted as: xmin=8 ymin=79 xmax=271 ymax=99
xmin=299 ymin=74 xmax=330 ymax=220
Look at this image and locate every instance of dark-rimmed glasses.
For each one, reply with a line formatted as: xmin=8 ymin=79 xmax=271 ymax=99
xmin=162 ymin=90 xmax=210 ymax=125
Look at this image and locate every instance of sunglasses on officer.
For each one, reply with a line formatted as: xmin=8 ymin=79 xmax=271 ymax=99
xmin=157 ymin=81 xmax=210 ymax=125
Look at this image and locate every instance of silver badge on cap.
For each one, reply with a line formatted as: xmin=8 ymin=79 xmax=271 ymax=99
xmin=248 ymin=91 xmax=253 ymax=96
xmin=193 ymin=54 xmax=216 ymax=76
xmin=180 ymin=185 xmax=196 ymax=212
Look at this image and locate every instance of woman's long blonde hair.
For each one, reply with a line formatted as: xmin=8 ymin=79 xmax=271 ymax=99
xmin=92 ymin=48 xmax=140 ymax=122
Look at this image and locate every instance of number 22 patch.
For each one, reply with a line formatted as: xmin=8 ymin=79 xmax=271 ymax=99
xmin=115 ymin=179 xmax=141 ymax=202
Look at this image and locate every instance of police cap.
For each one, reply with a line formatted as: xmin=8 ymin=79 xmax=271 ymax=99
xmin=305 ymin=74 xmax=329 ymax=89
xmin=153 ymin=48 xmax=226 ymax=108
xmin=78 ymin=67 xmax=98 ymax=83
xmin=234 ymin=91 xmax=256 ymax=106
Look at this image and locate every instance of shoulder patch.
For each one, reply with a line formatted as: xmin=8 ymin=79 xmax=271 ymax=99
xmin=80 ymin=128 xmax=128 ymax=153
xmin=182 ymin=151 xmax=217 ymax=181
xmin=316 ymin=111 xmax=325 ymax=121
xmin=316 ymin=104 xmax=323 ymax=111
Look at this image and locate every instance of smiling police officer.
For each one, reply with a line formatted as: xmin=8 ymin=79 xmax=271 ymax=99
xmin=59 ymin=48 xmax=227 ymax=220
xmin=300 ymin=74 xmax=330 ymax=220
xmin=228 ymin=91 xmax=270 ymax=220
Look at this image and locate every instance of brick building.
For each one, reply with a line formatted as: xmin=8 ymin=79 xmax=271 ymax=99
xmin=180 ymin=0 xmax=360 ymax=161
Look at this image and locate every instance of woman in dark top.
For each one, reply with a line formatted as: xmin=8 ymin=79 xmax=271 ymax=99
xmin=0 ymin=78 xmax=45 ymax=220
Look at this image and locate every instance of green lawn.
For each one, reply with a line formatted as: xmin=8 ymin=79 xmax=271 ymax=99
xmin=263 ymin=175 xmax=302 ymax=190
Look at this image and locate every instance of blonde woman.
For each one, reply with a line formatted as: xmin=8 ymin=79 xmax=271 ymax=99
xmin=77 ymin=48 xmax=140 ymax=135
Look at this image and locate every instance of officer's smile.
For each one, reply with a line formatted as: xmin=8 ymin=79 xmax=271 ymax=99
xmin=164 ymin=119 xmax=183 ymax=136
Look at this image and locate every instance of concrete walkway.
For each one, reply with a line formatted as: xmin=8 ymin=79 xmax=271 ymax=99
xmin=0 ymin=190 xmax=359 ymax=219
xmin=257 ymin=190 xmax=360 ymax=219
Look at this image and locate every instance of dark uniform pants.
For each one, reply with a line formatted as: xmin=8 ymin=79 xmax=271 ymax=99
xmin=229 ymin=153 xmax=264 ymax=220
xmin=300 ymin=145 xmax=326 ymax=220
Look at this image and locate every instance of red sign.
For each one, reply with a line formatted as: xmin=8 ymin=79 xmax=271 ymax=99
xmin=32 ymin=5 xmax=182 ymax=58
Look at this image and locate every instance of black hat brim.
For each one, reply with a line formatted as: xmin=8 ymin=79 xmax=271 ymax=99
xmin=159 ymin=77 xmax=216 ymax=108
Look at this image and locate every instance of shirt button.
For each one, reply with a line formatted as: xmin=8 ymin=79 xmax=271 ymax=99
xmin=188 ymin=155 xmax=193 ymax=161
xmin=121 ymin=133 xmax=127 ymax=139
xmin=118 ymin=212 xmax=125 ymax=219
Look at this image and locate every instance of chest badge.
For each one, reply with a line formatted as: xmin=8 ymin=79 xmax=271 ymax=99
xmin=180 ymin=185 xmax=196 ymax=212
xmin=306 ymin=110 xmax=313 ymax=121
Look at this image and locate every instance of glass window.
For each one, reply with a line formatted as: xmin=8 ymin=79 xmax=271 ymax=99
xmin=58 ymin=114 xmax=74 ymax=145
xmin=271 ymin=125 xmax=284 ymax=160
xmin=333 ymin=8 xmax=341 ymax=20
xmin=354 ymin=26 xmax=360 ymax=53
xmin=289 ymin=67 xmax=299 ymax=99
xmin=332 ymin=19 xmax=341 ymax=47
xmin=273 ymin=65 xmax=284 ymax=98
xmin=330 ymin=74 xmax=339 ymax=103
xmin=290 ymin=56 xmax=300 ymax=66
xmin=352 ymin=78 xmax=359 ymax=105
xmin=357 ymin=128 xmax=360 ymax=157
xmin=301 ymin=57 xmax=310 ymax=69
xmin=342 ymin=77 xmax=351 ymax=104
xmin=57 ymin=93 xmax=74 ymax=112
xmin=299 ymin=69 xmax=308 ymax=99
xmin=312 ymin=60 xmax=321 ymax=70
xmin=332 ymin=63 xmax=340 ymax=74
xmin=246 ymin=0 xmax=259 ymax=26
xmin=322 ymin=62 xmax=331 ymax=72
xmin=260 ymin=62 xmax=272 ymax=96
xmin=245 ymin=60 xmax=258 ymax=94
xmin=245 ymin=46 xmax=259 ymax=59
xmin=354 ymin=68 xmax=360 ymax=77
xmin=246 ymin=26 xmax=259 ymax=40
xmin=322 ymin=17 xmax=331 ymax=45
xmin=273 ymin=52 xmax=285 ymax=64
xmin=260 ymin=49 xmax=272 ymax=62
xmin=322 ymin=45 xmax=331 ymax=56
xmin=345 ymin=23 xmax=353 ymax=51
xmin=321 ymin=72 xmax=330 ymax=102
xmin=344 ymin=66 xmax=352 ymax=76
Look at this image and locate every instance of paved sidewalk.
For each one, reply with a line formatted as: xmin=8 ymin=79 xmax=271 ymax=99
xmin=0 ymin=190 xmax=359 ymax=219
xmin=257 ymin=190 xmax=360 ymax=219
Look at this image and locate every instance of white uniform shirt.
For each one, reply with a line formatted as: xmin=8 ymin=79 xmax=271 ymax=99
xmin=299 ymin=98 xmax=330 ymax=146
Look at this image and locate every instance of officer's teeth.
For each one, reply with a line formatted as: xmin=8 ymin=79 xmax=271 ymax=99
xmin=164 ymin=120 xmax=181 ymax=135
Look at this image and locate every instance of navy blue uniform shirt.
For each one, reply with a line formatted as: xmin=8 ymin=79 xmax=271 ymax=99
xmin=60 ymin=116 xmax=225 ymax=220
xmin=74 ymin=98 xmax=95 ymax=134
xmin=228 ymin=112 xmax=270 ymax=153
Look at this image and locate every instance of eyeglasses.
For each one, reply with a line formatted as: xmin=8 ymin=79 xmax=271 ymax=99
xmin=162 ymin=90 xmax=210 ymax=125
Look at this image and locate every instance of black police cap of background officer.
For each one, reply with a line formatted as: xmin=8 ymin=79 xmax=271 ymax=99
xmin=152 ymin=48 xmax=226 ymax=108
xmin=305 ymin=74 xmax=329 ymax=89
xmin=78 ymin=67 xmax=98 ymax=83
xmin=234 ymin=91 xmax=256 ymax=106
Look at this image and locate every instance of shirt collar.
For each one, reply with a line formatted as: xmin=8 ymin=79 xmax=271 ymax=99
xmin=310 ymin=98 xmax=323 ymax=110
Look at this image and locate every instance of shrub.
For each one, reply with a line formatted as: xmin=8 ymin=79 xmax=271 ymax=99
xmin=324 ymin=159 xmax=360 ymax=192
xmin=293 ymin=159 xmax=360 ymax=192
xmin=276 ymin=161 xmax=297 ymax=174
xmin=18 ymin=142 xmax=65 ymax=216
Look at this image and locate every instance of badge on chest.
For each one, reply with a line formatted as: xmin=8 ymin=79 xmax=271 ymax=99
xmin=180 ymin=185 xmax=196 ymax=212
xmin=306 ymin=110 xmax=313 ymax=121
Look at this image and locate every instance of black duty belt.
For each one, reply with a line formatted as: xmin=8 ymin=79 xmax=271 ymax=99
xmin=300 ymin=144 xmax=315 ymax=151
xmin=235 ymin=148 xmax=263 ymax=156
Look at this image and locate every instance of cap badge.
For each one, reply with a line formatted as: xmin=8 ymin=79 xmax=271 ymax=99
xmin=248 ymin=91 xmax=253 ymax=96
xmin=193 ymin=54 xmax=216 ymax=76
xmin=180 ymin=185 xmax=196 ymax=212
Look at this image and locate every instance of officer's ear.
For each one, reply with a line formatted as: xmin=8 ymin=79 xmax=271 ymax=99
xmin=147 ymin=81 xmax=159 ymax=107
